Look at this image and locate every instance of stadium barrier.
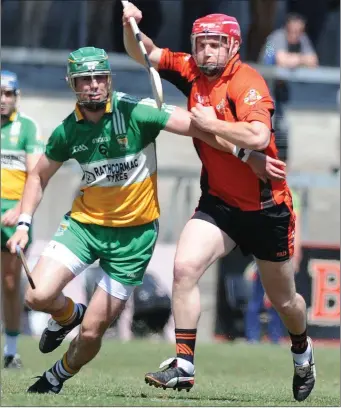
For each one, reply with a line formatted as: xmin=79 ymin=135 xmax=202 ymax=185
xmin=2 ymin=46 xmax=340 ymax=84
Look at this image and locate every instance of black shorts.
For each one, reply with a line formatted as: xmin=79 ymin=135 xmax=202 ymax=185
xmin=192 ymin=193 xmax=295 ymax=262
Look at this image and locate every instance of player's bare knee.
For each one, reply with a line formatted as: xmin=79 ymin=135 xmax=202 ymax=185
xmin=173 ymin=258 xmax=202 ymax=288
xmin=25 ymin=287 xmax=52 ymax=311
xmin=1 ymin=258 xmax=21 ymax=292
xmin=78 ymin=322 xmax=104 ymax=345
xmin=2 ymin=274 xmax=18 ymax=294
xmin=272 ymin=296 xmax=298 ymax=316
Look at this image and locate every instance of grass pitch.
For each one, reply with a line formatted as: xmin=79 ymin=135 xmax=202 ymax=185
xmin=1 ymin=335 xmax=340 ymax=406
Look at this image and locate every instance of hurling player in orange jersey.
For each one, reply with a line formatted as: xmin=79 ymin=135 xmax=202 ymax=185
xmin=123 ymin=3 xmax=315 ymax=402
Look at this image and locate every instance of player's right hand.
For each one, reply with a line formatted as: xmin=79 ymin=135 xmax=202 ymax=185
xmin=7 ymin=230 xmax=29 ymax=255
xmin=247 ymin=151 xmax=286 ymax=182
xmin=122 ymin=2 xmax=143 ymax=25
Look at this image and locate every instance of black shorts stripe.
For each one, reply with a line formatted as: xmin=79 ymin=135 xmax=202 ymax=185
xmin=259 ymin=179 xmax=276 ymax=209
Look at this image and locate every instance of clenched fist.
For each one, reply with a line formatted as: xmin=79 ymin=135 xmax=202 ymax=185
xmin=122 ymin=1 xmax=143 ymax=26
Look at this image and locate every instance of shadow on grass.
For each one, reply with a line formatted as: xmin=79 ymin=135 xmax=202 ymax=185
xmin=108 ymin=391 xmax=253 ymax=403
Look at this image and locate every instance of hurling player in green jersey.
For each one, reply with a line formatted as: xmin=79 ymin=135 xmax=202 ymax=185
xmin=1 ymin=70 xmax=44 ymax=369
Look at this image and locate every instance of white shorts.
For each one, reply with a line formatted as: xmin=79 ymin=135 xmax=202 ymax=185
xmin=42 ymin=241 xmax=135 ymax=300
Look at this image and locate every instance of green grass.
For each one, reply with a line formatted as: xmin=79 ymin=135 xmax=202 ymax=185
xmin=1 ymin=336 xmax=340 ymax=406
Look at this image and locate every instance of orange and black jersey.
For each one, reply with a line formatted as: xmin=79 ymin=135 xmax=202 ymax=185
xmin=158 ymin=49 xmax=292 ymax=211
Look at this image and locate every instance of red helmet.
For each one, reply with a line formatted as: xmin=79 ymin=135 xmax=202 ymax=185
xmin=191 ymin=14 xmax=242 ymax=43
xmin=191 ymin=14 xmax=241 ymax=76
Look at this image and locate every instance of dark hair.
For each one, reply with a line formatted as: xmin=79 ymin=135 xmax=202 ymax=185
xmin=285 ymin=12 xmax=306 ymax=25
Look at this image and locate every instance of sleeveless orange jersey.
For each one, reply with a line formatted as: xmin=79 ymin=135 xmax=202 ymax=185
xmin=159 ymin=50 xmax=291 ymax=211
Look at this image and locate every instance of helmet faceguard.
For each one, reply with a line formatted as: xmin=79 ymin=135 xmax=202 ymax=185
xmin=191 ymin=14 xmax=242 ymax=77
xmin=1 ymin=71 xmax=19 ymax=117
xmin=67 ymin=47 xmax=112 ymax=111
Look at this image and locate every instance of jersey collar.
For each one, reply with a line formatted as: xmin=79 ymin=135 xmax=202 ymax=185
xmin=111 ymin=91 xmax=119 ymax=112
xmin=74 ymin=99 xmax=113 ymax=122
xmin=221 ymin=54 xmax=242 ymax=78
xmin=1 ymin=111 xmax=18 ymax=128
xmin=9 ymin=111 xmax=18 ymax=121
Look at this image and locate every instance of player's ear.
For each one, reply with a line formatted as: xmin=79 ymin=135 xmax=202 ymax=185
xmin=233 ymin=39 xmax=240 ymax=54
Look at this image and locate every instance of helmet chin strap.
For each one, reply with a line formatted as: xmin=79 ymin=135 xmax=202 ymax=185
xmin=78 ymin=99 xmax=107 ymax=112
xmin=198 ymin=64 xmax=224 ymax=77
xmin=76 ymin=91 xmax=108 ymax=111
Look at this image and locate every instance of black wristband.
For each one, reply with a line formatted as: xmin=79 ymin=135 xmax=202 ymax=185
xmin=17 ymin=221 xmax=31 ymax=228
xmin=238 ymin=148 xmax=246 ymax=160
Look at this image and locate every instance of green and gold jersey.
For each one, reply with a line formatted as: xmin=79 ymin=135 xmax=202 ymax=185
xmin=1 ymin=111 xmax=44 ymax=200
xmin=45 ymin=91 xmax=175 ymax=227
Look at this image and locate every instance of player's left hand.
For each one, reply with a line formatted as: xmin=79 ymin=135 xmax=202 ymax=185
xmin=191 ymin=103 xmax=216 ymax=132
xmin=1 ymin=207 xmax=20 ymax=227
xmin=247 ymin=151 xmax=286 ymax=182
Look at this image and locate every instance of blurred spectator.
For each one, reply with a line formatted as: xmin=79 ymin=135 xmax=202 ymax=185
xmin=287 ymin=0 xmax=329 ymax=50
xmin=259 ymin=13 xmax=318 ymax=163
xmin=262 ymin=13 xmax=318 ymax=69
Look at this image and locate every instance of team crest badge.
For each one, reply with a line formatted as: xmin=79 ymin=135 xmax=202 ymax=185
xmin=216 ymin=98 xmax=226 ymax=115
xmin=194 ymin=93 xmax=210 ymax=106
xmin=244 ymin=89 xmax=262 ymax=105
xmin=55 ymin=221 xmax=69 ymax=237
xmin=194 ymin=93 xmax=205 ymax=104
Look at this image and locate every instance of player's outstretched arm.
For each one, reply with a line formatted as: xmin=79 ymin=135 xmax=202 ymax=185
xmin=7 ymin=154 xmax=63 ymax=254
xmin=20 ymin=154 xmax=63 ymax=217
xmin=1 ymin=152 xmax=43 ymax=227
xmin=164 ymin=107 xmax=286 ymax=181
xmin=122 ymin=1 xmax=163 ymax=69
xmin=164 ymin=106 xmax=235 ymax=153
xmin=191 ymin=103 xmax=271 ymax=150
